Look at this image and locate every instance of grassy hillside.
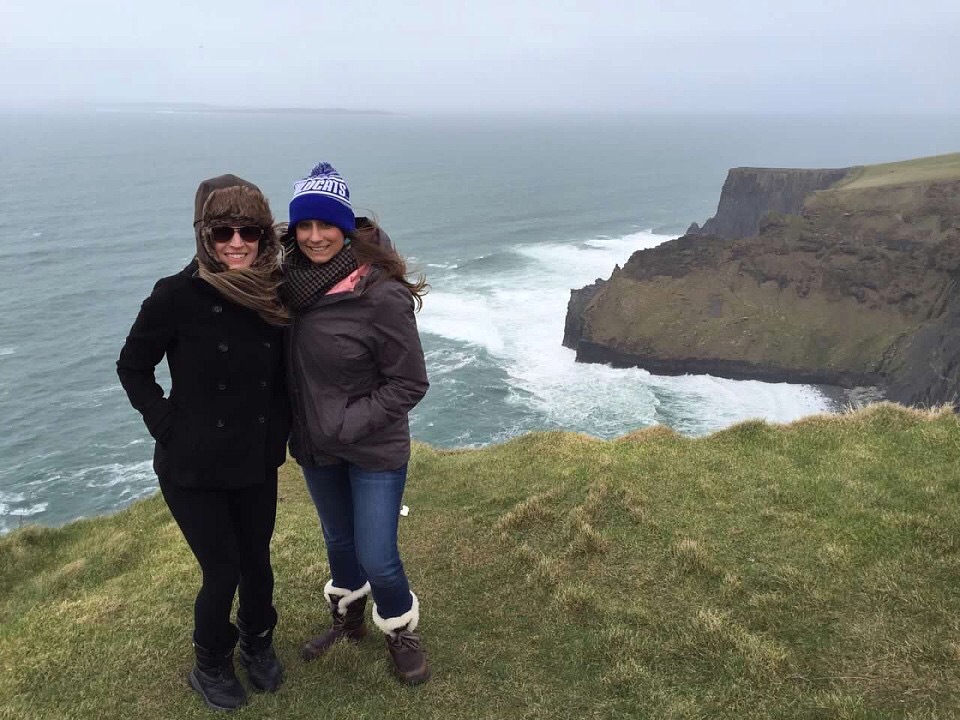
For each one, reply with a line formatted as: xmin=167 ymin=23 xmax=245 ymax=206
xmin=2 ymin=404 xmax=959 ymax=719
xmin=583 ymin=269 xmax=908 ymax=376
xmin=835 ymin=153 xmax=960 ymax=191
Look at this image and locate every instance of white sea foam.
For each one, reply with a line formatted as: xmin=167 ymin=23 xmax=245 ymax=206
xmin=420 ymin=230 xmax=832 ymax=437
xmin=0 ymin=459 xmax=157 ymax=534
xmin=418 ymin=292 xmax=505 ymax=354
xmin=424 ymin=348 xmax=477 ymax=376
xmin=517 ymin=230 xmax=669 ymax=272
xmin=9 ymin=503 xmax=47 ymax=517
xmin=0 ymin=347 xmax=16 ymax=357
xmin=80 ymin=460 xmax=155 ymax=489
xmin=65 ymin=384 xmax=123 ymax=410
xmin=646 ymin=373 xmax=831 ymax=435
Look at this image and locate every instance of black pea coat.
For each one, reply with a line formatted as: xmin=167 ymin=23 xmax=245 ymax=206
xmin=117 ymin=261 xmax=291 ymax=489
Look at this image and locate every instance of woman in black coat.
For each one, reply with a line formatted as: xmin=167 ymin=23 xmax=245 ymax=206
xmin=117 ymin=175 xmax=290 ymax=711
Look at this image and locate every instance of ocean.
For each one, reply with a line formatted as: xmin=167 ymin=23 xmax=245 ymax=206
xmin=1 ymin=110 xmax=957 ymax=533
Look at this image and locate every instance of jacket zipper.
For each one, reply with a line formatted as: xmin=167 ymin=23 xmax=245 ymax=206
xmin=288 ymin=315 xmax=315 ymax=464
xmin=288 ymin=271 xmax=375 ymax=463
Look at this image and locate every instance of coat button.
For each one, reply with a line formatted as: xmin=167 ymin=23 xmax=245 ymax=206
xmin=212 ymin=305 xmax=222 ymax=313
xmin=263 ymin=341 xmax=272 ymax=349
xmin=258 ymin=415 xmax=266 ymax=424
xmin=260 ymin=380 xmax=268 ymax=388
xmin=216 ymin=419 xmax=225 ymax=428
xmin=218 ymin=342 xmax=228 ymax=352
xmin=218 ymin=383 xmax=227 ymax=391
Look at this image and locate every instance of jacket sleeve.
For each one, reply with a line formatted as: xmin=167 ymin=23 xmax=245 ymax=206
xmin=116 ymin=278 xmax=178 ymax=443
xmin=338 ymin=283 xmax=429 ymax=445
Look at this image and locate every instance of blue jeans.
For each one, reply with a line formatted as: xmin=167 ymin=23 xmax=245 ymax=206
xmin=302 ymin=461 xmax=413 ymax=620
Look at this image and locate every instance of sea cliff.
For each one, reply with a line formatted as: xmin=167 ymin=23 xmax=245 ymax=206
xmin=687 ymin=166 xmax=851 ymax=239
xmin=565 ymin=153 xmax=960 ymax=406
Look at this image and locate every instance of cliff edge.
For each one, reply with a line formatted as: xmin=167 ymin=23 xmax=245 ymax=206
xmin=566 ymin=153 xmax=960 ymax=406
xmin=688 ymin=167 xmax=851 ymax=239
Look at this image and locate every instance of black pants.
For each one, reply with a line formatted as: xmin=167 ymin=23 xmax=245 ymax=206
xmin=160 ymin=472 xmax=278 ymax=654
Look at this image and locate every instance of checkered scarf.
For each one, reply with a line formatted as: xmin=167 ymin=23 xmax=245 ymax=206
xmin=280 ymin=240 xmax=359 ymax=312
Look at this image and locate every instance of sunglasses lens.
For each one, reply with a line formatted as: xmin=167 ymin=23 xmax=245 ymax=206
xmin=238 ymin=226 xmax=263 ymax=242
xmin=210 ymin=226 xmax=263 ymax=243
xmin=210 ymin=226 xmax=234 ymax=243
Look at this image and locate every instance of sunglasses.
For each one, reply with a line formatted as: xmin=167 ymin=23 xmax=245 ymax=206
xmin=209 ymin=226 xmax=264 ymax=243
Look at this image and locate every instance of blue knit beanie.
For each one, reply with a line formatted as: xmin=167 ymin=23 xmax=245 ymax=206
xmin=288 ymin=162 xmax=355 ymax=236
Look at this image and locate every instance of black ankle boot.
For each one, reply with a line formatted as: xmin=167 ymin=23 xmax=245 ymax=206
xmin=189 ymin=641 xmax=248 ymax=711
xmin=239 ymin=621 xmax=284 ymax=692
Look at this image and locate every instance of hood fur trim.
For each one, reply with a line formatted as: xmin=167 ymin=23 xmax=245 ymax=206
xmin=193 ymin=173 xmax=260 ymax=226
xmin=201 ymin=185 xmax=274 ymax=228
xmin=194 ymin=186 xmax=278 ymax=273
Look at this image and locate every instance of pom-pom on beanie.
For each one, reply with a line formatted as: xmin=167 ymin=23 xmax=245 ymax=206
xmin=288 ymin=162 xmax=355 ymax=236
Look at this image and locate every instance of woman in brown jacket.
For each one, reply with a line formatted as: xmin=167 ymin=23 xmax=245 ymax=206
xmin=281 ymin=162 xmax=431 ymax=685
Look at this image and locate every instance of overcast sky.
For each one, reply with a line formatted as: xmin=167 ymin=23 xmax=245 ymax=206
xmin=3 ymin=0 xmax=959 ymax=113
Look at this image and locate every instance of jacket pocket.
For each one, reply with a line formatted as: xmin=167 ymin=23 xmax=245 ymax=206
xmin=145 ymin=398 xmax=176 ymax=444
xmin=307 ymin=390 xmax=348 ymax=447
xmin=164 ymin=407 xmax=206 ymax=466
xmin=338 ymin=396 xmax=369 ymax=445
xmin=156 ymin=400 xmax=180 ymax=448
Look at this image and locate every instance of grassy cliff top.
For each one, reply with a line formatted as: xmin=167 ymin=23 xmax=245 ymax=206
xmin=726 ymin=152 xmax=960 ymax=190
xmin=3 ymin=404 xmax=960 ymax=719
xmin=835 ymin=152 xmax=960 ymax=190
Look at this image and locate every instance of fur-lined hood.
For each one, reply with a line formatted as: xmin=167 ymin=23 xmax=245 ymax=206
xmin=193 ymin=174 xmax=279 ymax=273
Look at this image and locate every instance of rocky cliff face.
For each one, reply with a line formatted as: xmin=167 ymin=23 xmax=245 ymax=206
xmin=562 ymin=276 xmax=608 ymax=350
xmin=882 ymin=278 xmax=960 ymax=406
xmin=566 ymin=154 xmax=960 ymax=407
xmin=688 ymin=167 xmax=852 ymax=239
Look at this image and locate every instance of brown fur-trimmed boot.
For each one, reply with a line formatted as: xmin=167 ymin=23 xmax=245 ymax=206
xmin=374 ymin=591 xmax=431 ymax=685
xmin=301 ymin=581 xmax=371 ymax=661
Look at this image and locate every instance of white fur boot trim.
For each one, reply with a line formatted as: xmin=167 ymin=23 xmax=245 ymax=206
xmin=372 ymin=591 xmax=419 ymax=635
xmin=323 ymin=580 xmax=372 ymax=616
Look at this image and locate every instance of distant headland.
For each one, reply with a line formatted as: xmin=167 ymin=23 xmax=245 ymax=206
xmin=564 ymin=152 xmax=960 ymax=408
xmin=91 ymin=102 xmax=395 ymax=116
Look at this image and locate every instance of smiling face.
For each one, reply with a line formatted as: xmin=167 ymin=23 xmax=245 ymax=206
xmin=211 ymin=227 xmax=261 ymax=270
xmin=295 ymin=220 xmax=346 ymax=265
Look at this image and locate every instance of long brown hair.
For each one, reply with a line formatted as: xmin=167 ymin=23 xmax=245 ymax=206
xmin=350 ymin=220 xmax=428 ymax=310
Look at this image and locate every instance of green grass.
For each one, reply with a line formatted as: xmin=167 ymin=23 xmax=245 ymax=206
xmin=586 ymin=271 xmax=908 ymax=373
xmin=3 ymin=404 xmax=960 ymax=719
xmin=835 ymin=153 xmax=960 ymax=191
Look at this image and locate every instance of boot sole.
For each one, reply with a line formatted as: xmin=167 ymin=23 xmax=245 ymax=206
xmin=238 ymin=657 xmax=284 ymax=693
xmin=395 ymin=662 xmax=432 ymax=686
xmin=301 ymin=631 xmax=367 ymax=662
xmin=188 ymin=669 xmax=247 ymax=711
